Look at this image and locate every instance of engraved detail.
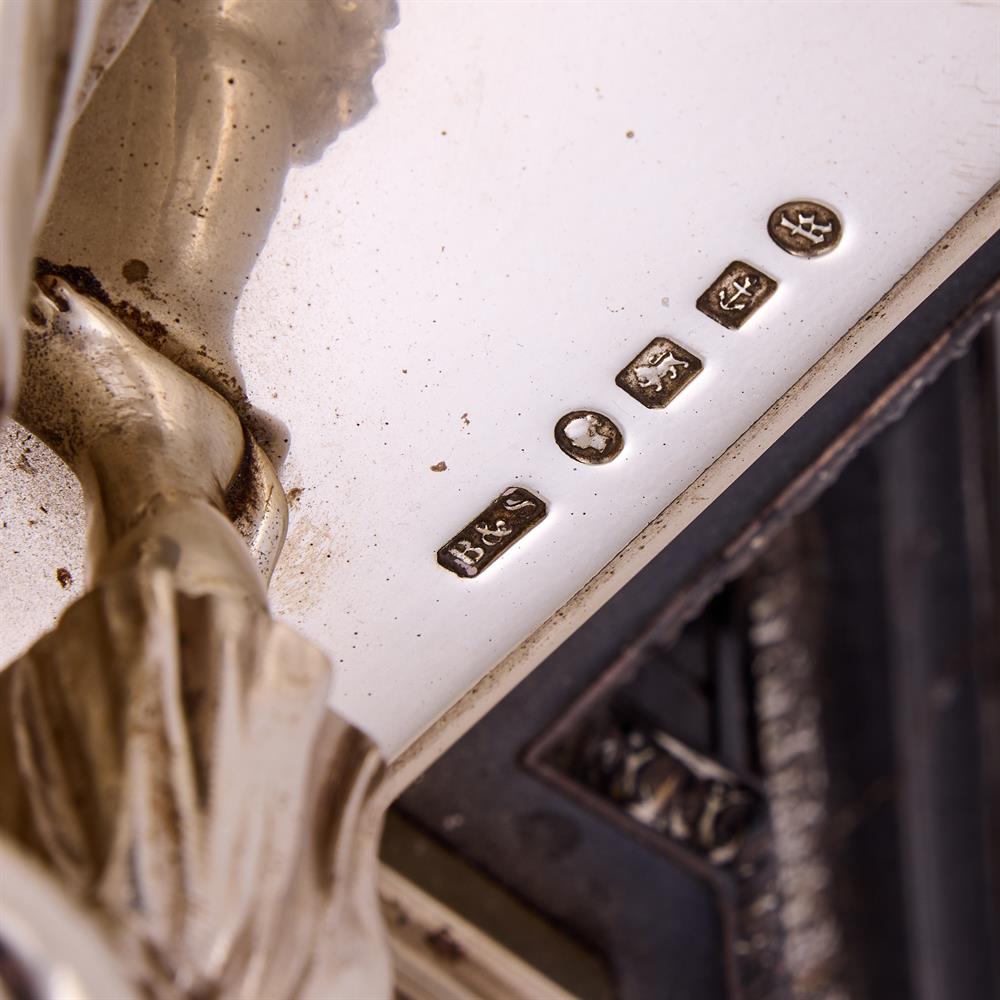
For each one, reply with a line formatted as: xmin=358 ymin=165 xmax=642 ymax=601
xmin=696 ymin=261 xmax=778 ymax=330
xmin=615 ymin=337 xmax=702 ymax=410
xmin=768 ymin=200 xmax=842 ymax=257
xmin=554 ymin=411 xmax=624 ymax=465
xmin=719 ymin=276 xmax=753 ymax=312
xmin=636 ymin=350 xmax=688 ymax=390
xmin=448 ymin=539 xmax=485 ymax=567
xmin=780 ymin=213 xmax=830 ymax=244
xmin=437 ymin=487 xmax=546 ymax=578
xmin=474 ymin=520 xmax=513 ymax=545
xmin=502 ymin=495 xmax=535 ymax=511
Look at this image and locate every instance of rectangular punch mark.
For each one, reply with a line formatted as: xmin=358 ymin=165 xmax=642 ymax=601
xmin=615 ymin=337 xmax=703 ymax=409
xmin=696 ymin=260 xmax=777 ymax=330
xmin=437 ymin=486 xmax=547 ymax=579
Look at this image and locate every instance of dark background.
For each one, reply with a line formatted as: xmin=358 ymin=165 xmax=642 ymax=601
xmin=384 ymin=234 xmax=1000 ymax=1000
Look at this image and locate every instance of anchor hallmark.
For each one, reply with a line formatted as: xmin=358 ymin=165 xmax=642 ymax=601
xmin=696 ymin=260 xmax=777 ymax=330
xmin=437 ymin=486 xmax=547 ymax=579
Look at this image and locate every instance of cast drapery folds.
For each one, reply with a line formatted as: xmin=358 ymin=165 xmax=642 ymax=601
xmin=0 ymin=1 xmax=398 ymax=995
xmin=0 ymin=551 xmax=389 ymax=999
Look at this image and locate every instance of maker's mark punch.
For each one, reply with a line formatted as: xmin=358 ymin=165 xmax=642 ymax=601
xmin=437 ymin=486 xmax=546 ymax=578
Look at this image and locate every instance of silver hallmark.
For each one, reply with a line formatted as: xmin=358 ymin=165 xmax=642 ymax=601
xmin=437 ymin=486 xmax=547 ymax=578
xmin=554 ymin=410 xmax=624 ymax=464
xmin=696 ymin=260 xmax=777 ymax=330
xmin=615 ymin=337 xmax=703 ymax=409
xmin=768 ymin=199 xmax=843 ymax=257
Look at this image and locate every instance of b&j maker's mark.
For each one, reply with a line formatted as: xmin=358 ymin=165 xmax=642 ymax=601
xmin=437 ymin=486 xmax=547 ymax=579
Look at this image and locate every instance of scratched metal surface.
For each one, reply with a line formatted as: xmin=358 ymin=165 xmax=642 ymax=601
xmin=1 ymin=2 xmax=998 ymax=756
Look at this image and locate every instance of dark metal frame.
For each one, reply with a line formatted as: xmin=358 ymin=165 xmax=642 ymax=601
xmin=393 ymin=234 xmax=1000 ymax=1000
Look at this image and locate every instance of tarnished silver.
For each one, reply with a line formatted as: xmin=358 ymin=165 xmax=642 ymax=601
xmin=696 ymin=260 xmax=778 ymax=330
xmin=0 ymin=1 xmax=397 ymax=997
xmin=437 ymin=487 xmax=547 ymax=579
xmin=615 ymin=337 xmax=703 ymax=409
xmin=767 ymin=200 xmax=843 ymax=257
xmin=554 ymin=410 xmax=624 ymax=464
